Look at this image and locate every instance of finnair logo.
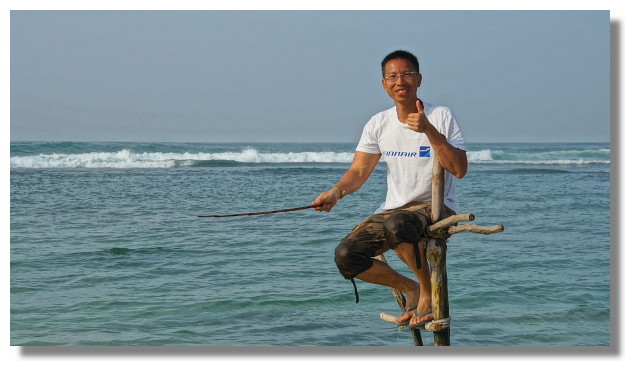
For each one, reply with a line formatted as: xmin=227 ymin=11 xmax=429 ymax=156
xmin=383 ymin=146 xmax=431 ymax=158
xmin=419 ymin=146 xmax=430 ymax=157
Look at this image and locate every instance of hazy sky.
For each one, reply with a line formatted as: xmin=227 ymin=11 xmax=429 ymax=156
xmin=10 ymin=10 xmax=610 ymax=143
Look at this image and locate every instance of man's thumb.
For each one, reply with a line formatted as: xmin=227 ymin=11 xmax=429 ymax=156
xmin=416 ymin=99 xmax=424 ymax=113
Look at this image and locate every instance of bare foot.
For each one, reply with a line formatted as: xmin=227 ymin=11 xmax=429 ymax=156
xmin=409 ymin=297 xmax=433 ymax=326
xmin=395 ymin=287 xmax=420 ymax=323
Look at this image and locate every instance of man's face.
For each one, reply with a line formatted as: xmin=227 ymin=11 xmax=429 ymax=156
xmin=381 ymin=58 xmax=422 ymax=104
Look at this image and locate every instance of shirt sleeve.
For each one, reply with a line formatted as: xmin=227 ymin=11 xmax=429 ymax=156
xmin=444 ymin=109 xmax=467 ymax=152
xmin=355 ymin=117 xmax=382 ymax=154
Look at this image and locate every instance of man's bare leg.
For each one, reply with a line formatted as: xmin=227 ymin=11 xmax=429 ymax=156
xmin=394 ymin=240 xmax=433 ymax=326
xmin=355 ymin=258 xmax=420 ymax=322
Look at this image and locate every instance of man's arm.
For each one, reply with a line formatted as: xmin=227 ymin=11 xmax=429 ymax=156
xmin=312 ymin=151 xmax=382 ymax=212
xmin=406 ymin=100 xmax=467 ymax=178
xmin=424 ymin=131 xmax=468 ymax=179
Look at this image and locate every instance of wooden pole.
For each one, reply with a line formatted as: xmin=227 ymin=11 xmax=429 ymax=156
xmin=426 ymin=238 xmax=450 ymax=346
xmin=431 ymin=157 xmax=445 ymax=223
xmin=428 ymin=155 xmax=451 ymax=346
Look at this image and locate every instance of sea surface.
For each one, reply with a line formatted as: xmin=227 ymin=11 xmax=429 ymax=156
xmin=10 ymin=142 xmax=611 ymax=346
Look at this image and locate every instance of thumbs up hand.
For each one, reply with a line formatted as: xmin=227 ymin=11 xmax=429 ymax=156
xmin=406 ymin=99 xmax=432 ymax=134
xmin=416 ymin=99 xmax=424 ymax=113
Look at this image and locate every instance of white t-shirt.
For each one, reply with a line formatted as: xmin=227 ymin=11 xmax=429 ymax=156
xmin=356 ymin=102 xmax=467 ymax=213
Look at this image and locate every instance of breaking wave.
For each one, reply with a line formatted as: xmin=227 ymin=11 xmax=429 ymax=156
xmin=467 ymin=148 xmax=610 ymax=165
xmin=10 ymin=148 xmax=355 ymax=169
xmin=10 ymin=146 xmax=610 ymax=169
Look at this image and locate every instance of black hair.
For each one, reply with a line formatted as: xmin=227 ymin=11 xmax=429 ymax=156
xmin=381 ymin=50 xmax=420 ymax=76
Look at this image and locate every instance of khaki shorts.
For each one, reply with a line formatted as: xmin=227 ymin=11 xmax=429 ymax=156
xmin=334 ymin=201 xmax=455 ymax=280
xmin=348 ymin=201 xmax=455 ymax=255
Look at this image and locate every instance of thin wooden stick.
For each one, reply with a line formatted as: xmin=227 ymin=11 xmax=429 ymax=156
xmin=198 ymin=204 xmax=322 ymax=218
xmin=447 ymin=224 xmax=504 ymax=235
xmin=427 ymin=213 xmax=475 ymax=234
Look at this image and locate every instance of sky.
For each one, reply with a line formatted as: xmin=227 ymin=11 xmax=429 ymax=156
xmin=10 ymin=10 xmax=610 ymax=143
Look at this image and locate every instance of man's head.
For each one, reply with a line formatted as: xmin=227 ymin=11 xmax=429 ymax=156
xmin=381 ymin=50 xmax=420 ymax=77
xmin=381 ymin=50 xmax=422 ymax=104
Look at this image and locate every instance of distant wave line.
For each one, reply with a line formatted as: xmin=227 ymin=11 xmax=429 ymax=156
xmin=9 ymin=149 xmax=355 ymax=168
xmin=10 ymin=148 xmax=610 ymax=169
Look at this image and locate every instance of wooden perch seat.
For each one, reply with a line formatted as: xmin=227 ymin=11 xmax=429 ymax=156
xmin=428 ymin=213 xmax=504 ymax=236
xmin=428 ymin=213 xmax=475 ymax=233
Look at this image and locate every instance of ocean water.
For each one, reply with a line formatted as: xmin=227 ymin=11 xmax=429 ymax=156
xmin=10 ymin=142 xmax=611 ymax=346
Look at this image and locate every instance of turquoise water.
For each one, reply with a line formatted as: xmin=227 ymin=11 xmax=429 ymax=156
xmin=10 ymin=142 xmax=611 ymax=346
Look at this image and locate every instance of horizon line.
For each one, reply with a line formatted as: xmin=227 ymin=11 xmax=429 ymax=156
xmin=8 ymin=140 xmax=612 ymax=144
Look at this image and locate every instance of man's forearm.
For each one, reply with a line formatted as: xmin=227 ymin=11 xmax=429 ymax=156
xmin=426 ymin=130 xmax=468 ymax=178
xmin=333 ymin=169 xmax=367 ymax=197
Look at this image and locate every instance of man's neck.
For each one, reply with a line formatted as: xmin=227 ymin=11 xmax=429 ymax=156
xmin=395 ymin=99 xmax=419 ymax=123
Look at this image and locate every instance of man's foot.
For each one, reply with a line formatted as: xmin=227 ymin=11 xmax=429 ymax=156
xmin=395 ymin=288 xmax=420 ymax=324
xmin=409 ymin=307 xmax=433 ymax=326
xmin=395 ymin=305 xmax=416 ymax=325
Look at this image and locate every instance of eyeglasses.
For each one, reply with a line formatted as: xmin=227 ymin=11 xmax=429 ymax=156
xmin=383 ymin=71 xmax=419 ymax=82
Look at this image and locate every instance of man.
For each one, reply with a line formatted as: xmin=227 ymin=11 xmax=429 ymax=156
xmin=312 ymin=50 xmax=467 ymax=327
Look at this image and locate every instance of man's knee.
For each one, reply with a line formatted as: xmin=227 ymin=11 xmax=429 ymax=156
xmin=334 ymin=239 xmax=374 ymax=279
xmin=383 ymin=210 xmax=428 ymax=249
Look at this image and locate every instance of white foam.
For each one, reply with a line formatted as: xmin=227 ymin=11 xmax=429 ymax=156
xmin=10 ymin=149 xmax=176 ymax=168
xmin=465 ymin=148 xmax=609 ymax=165
xmin=10 ymin=147 xmax=610 ymax=169
xmin=10 ymin=148 xmax=356 ymax=168
xmin=467 ymin=149 xmax=494 ymax=162
xmin=483 ymin=159 xmax=610 ymax=165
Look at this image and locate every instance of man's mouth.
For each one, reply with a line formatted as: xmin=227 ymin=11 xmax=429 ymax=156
xmin=396 ymin=89 xmax=408 ymax=96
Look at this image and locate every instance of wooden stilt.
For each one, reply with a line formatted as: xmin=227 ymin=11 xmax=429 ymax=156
xmin=431 ymin=155 xmax=445 ymax=223
xmin=428 ymin=156 xmax=451 ymax=346
xmin=426 ymin=238 xmax=450 ymax=346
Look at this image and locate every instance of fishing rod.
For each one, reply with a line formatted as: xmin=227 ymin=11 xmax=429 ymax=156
xmin=197 ymin=203 xmax=324 ymax=218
